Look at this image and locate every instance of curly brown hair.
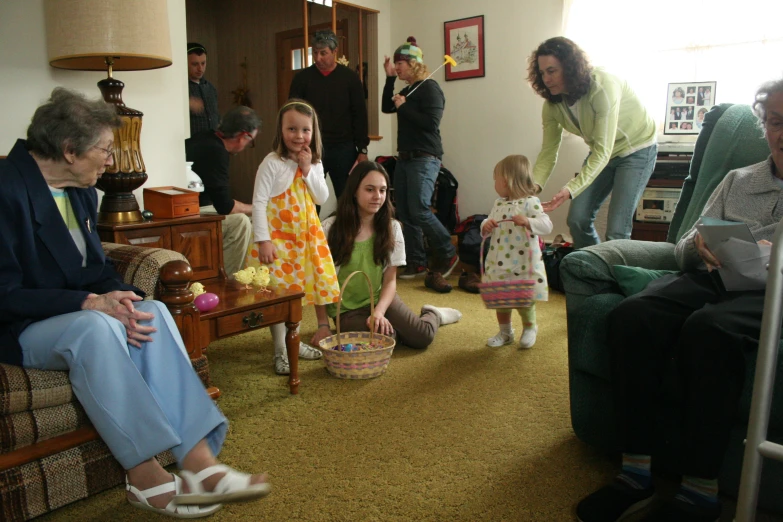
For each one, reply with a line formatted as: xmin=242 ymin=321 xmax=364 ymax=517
xmin=527 ymin=37 xmax=593 ymax=104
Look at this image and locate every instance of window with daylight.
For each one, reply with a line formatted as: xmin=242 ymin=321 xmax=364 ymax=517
xmin=563 ymin=0 xmax=783 ymax=134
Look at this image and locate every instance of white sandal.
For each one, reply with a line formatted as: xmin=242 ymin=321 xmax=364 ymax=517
xmin=173 ymin=464 xmax=272 ymax=506
xmin=298 ymin=342 xmax=323 ymax=360
xmin=127 ymin=474 xmax=221 ymax=518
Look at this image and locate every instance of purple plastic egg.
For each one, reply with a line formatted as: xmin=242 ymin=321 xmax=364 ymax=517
xmin=194 ymin=292 xmax=219 ymax=312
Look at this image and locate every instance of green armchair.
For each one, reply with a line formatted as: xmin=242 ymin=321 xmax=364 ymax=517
xmin=560 ymin=103 xmax=783 ymax=512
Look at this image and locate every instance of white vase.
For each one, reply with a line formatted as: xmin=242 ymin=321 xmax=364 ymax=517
xmin=185 ymin=161 xmax=204 ymax=192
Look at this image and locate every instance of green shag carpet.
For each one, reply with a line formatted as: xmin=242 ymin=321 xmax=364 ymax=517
xmin=39 ymin=278 xmax=774 ymax=521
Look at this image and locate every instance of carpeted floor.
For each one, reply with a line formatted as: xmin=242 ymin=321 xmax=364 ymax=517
xmin=40 ymin=278 xmax=782 ymax=521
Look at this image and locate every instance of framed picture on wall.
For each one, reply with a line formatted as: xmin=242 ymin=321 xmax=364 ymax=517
xmin=444 ymin=15 xmax=485 ymax=81
xmin=664 ymin=81 xmax=717 ymax=135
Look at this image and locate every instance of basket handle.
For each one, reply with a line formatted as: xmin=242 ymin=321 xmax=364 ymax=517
xmin=334 ymin=270 xmax=376 ymax=346
xmin=479 ymin=218 xmax=534 ymax=277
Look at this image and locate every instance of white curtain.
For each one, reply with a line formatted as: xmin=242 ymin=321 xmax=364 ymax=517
xmin=563 ymin=0 xmax=783 ymax=130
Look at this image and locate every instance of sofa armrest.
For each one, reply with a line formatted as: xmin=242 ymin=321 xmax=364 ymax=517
xmin=102 ymin=242 xmax=189 ymax=299
xmin=560 ymin=239 xmax=679 ymax=314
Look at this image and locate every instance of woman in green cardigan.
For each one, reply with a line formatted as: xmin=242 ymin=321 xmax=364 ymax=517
xmin=527 ymin=37 xmax=658 ymax=248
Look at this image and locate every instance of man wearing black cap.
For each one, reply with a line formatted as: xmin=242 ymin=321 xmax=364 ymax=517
xmin=187 ymin=42 xmax=220 ymax=134
xmin=289 ymin=30 xmax=369 ymax=201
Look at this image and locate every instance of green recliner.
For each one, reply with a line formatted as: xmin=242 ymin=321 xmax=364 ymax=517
xmin=559 ymin=103 xmax=783 ymax=512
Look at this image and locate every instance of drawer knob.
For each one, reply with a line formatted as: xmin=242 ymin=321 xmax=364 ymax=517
xmin=242 ymin=311 xmax=264 ymax=328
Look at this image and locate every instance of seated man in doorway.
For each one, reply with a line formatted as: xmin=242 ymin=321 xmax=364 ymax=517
xmin=185 ymin=106 xmax=258 ymax=275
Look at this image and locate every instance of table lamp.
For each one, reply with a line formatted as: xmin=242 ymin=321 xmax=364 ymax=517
xmin=44 ymin=0 xmax=172 ymax=224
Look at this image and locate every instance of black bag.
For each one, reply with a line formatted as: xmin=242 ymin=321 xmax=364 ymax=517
xmin=431 ymin=166 xmax=459 ymax=233
xmin=543 ymin=245 xmax=575 ymax=293
xmin=454 ymin=214 xmax=489 ymax=270
xmin=374 ymin=155 xmax=397 ymax=184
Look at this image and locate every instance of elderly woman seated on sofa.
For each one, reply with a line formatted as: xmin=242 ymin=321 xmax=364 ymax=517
xmin=577 ymin=78 xmax=783 ymax=522
xmin=0 ymin=88 xmax=270 ymax=518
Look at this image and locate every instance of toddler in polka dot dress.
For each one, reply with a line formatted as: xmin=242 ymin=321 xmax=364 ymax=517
xmin=246 ymin=99 xmax=341 ymax=375
xmin=480 ymin=155 xmax=553 ymax=349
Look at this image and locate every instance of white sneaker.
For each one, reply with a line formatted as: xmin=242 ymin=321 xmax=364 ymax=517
xmin=299 ymin=342 xmax=323 ymax=360
xmin=421 ymin=305 xmax=462 ymax=325
xmin=274 ymin=354 xmax=290 ymax=375
xmin=487 ymin=330 xmax=515 ymax=347
xmin=519 ymin=327 xmax=538 ymax=349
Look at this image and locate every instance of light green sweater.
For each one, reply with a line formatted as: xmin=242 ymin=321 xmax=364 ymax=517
xmin=532 ymin=68 xmax=657 ymax=198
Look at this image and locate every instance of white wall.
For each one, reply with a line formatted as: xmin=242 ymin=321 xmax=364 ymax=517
xmin=388 ymin=0 xmax=590 ymax=241
xmin=0 ymin=0 xmax=191 ymax=207
xmin=1 ymin=0 xmax=587 ymax=239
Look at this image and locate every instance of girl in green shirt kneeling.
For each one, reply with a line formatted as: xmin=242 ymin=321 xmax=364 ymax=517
xmin=310 ymin=161 xmax=461 ymax=348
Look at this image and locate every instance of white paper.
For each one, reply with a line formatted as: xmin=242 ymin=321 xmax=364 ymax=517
xmin=695 ymin=217 xmax=768 ymax=291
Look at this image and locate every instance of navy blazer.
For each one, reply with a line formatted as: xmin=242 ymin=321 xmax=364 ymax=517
xmin=0 ymin=140 xmax=141 ymax=366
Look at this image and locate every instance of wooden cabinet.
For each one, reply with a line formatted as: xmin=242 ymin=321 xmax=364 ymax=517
xmin=99 ymin=214 xmax=225 ymax=282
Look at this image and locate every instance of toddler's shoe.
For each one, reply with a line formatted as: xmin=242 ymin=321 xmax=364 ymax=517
xmin=487 ymin=330 xmax=515 ymax=347
xmin=519 ymin=326 xmax=537 ymax=349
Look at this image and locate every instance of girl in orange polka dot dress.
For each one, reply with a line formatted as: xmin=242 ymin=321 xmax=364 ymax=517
xmin=246 ymin=99 xmax=340 ymax=375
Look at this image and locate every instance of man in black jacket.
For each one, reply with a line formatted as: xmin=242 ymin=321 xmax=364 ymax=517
xmin=289 ymin=30 xmax=369 ymax=201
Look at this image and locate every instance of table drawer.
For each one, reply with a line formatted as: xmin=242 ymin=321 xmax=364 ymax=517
xmin=216 ymin=302 xmax=290 ymax=337
xmin=172 ymin=202 xmax=199 ymax=217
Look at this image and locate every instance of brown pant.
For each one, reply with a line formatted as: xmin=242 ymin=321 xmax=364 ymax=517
xmin=335 ymin=294 xmax=439 ymax=349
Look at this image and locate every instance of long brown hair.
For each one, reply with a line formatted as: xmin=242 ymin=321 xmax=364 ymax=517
xmin=327 ymin=161 xmax=396 ymax=267
xmin=527 ymin=37 xmax=592 ymax=105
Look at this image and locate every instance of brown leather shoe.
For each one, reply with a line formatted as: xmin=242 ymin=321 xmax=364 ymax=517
xmin=458 ymin=271 xmax=481 ymax=294
xmin=425 ymin=271 xmax=453 ymax=293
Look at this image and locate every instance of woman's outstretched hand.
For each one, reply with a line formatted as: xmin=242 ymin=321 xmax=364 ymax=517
xmin=542 ymin=188 xmax=570 ymax=212
xmin=694 ymin=232 xmax=721 ymax=271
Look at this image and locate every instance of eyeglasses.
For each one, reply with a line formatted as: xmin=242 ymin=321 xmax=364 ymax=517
xmin=243 ymin=132 xmax=255 ymax=148
xmin=93 ymin=145 xmax=115 ymax=159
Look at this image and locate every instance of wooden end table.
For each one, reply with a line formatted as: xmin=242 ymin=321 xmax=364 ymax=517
xmin=159 ymin=261 xmax=305 ymax=395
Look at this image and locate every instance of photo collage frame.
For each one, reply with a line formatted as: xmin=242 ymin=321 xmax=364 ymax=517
xmin=664 ymin=81 xmax=716 ymax=135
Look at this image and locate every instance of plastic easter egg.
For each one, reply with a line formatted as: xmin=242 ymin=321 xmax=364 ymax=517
xmin=194 ymin=292 xmax=219 ymax=312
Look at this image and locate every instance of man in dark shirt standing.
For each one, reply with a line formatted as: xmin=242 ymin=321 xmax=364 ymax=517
xmin=185 ymin=106 xmax=258 ymax=275
xmin=188 ymin=42 xmax=220 ymax=134
xmin=289 ymin=30 xmax=369 ymax=202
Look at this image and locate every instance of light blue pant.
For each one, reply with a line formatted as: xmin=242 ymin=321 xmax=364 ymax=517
xmin=394 ymin=156 xmax=456 ymax=267
xmin=19 ymin=300 xmax=227 ymax=470
xmin=567 ymin=144 xmax=658 ymax=248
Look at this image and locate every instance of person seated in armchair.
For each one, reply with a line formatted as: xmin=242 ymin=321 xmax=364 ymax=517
xmin=0 ymin=88 xmax=270 ymax=518
xmin=577 ymin=78 xmax=783 ymax=522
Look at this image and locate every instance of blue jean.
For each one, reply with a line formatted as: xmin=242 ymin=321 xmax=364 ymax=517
xmin=19 ymin=300 xmax=227 ymax=469
xmin=394 ymin=156 xmax=456 ymax=267
xmin=567 ymin=144 xmax=657 ymax=248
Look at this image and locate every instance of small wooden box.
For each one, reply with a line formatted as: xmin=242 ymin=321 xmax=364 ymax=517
xmin=143 ymin=186 xmax=200 ymax=219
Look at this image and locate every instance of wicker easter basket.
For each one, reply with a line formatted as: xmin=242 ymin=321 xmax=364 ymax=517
xmin=318 ymin=271 xmax=396 ymax=379
xmin=477 ymin=219 xmax=537 ymax=309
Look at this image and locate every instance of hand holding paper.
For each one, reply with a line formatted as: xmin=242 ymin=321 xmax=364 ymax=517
xmin=695 ymin=217 xmax=769 ymax=291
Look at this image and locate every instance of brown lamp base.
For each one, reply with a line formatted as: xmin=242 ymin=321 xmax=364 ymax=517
xmin=98 ymin=210 xmax=143 ymax=224
xmin=97 ymin=192 xmax=144 ymax=224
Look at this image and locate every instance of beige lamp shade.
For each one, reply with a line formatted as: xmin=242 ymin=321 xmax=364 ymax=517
xmin=44 ymin=0 xmax=172 ymax=71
